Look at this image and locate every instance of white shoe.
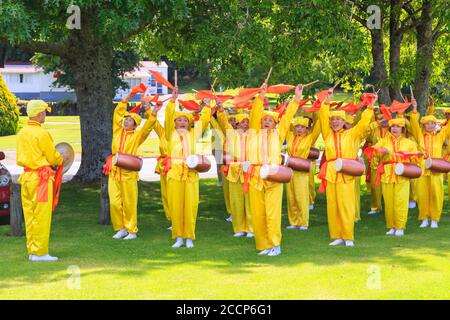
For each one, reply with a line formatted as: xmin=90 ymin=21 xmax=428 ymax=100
xmin=286 ymin=225 xmax=298 ymax=230
xmin=233 ymin=232 xmax=246 ymax=237
xmin=123 ymin=233 xmax=137 ymax=240
xmin=329 ymin=239 xmax=345 ymax=246
xmin=345 ymin=240 xmax=354 ymax=247
xmin=246 ymin=232 xmax=254 ymax=238
xmin=368 ymin=210 xmax=379 ymax=215
xmin=186 ymin=238 xmax=194 ymax=248
xmin=395 ymin=229 xmax=404 ymax=236
xmin=29 ymin=254 xmax=58 ymax=262
xmin=172 ymin=237 xmax=184 ymax=248
xmin=225 ymin=215 xmax=232 ymax=222
xmin=431 ymin=220 xmax=438 ymax=228
xmin=217 ymin=181 xmax=223 ymax=187
xmin=309 ymin=204 xmax=315 ymax=210
xmin=299 ymin=226 xmax=308 ymax=231
xmin=419 ymin=219 xmax=429 ymax=228
xmin=408 ymin=201 xmax=416 ymax=209
xmin=112 ymin=228 xmax=128 ymax=239
xmin=268 ymin=246 xmax=281 ymax=256
xmin=167 ymin=226 xmax=172 ymax=231
xmin=258 ymin=249 xmax=271 ymax=255
xmin=386 ymin=228 xmax=396 ymax=235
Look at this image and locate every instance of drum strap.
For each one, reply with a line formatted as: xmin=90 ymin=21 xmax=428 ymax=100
xmin=102 ymin=155 xmax=113 ymax=176
xmin=317 ymin=157 xmax=356 ymax=193
xmin=243 ymin=164 xmax=261 ymax=193
xmin=374 ymin=161 xmax=398 ymax=187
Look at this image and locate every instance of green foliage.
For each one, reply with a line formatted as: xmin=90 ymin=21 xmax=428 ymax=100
xmin=0 ymin=73 xmax=19 ymax=136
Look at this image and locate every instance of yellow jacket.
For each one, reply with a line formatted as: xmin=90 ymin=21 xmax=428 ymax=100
xmin=409 ymin=112 xmax=450 ymax=176
xmin=319 ymin=102 xmax=374 ymax=183
xmin=110 ymin=102 xmax=156 ymax=181
xmin=286 ymin=119 xmax=321 ymax=159
xmin=247 ymin=97 xmax=299 ymax=190
xmin=373 ymin=133 xmax=420 ymax=184
xmin=16 ymin=120 xmax=63 ymax=184
xmin=153 ymin=121 xmax=168 ymax=174
xmin=164 ymin=100 xmax=211 ymax=182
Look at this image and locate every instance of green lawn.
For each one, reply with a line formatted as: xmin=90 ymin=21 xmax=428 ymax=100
xmin=0 ymin=180 xmax=449 ymax=299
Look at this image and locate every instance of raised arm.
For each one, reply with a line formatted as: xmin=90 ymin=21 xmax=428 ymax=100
xmin=164 ymin=95 xmax=177 ymax=139
xmin=278 ymin=85 xmax=304 ymax=142
xmin=249 ymin=85 xmax=266 ymax=130
xmin=350 ymin=106 xmax=374 ymax=140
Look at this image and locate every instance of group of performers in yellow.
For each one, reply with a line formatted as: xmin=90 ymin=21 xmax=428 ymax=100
xmin=16 ymin=82 xmax=449 ymax=260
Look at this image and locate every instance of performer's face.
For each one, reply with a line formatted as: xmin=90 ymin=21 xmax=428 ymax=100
xmin=295 ymin=125 xmax=308 ymax=136
xmin=238 ymin=119 xmax=249 ymax=131
xmin=330 ymin=116 xmax=345 ymax=131
xmin=446 ymin=113 xmax=450 ymax=120
xmin=175 ymin=116 xmax=189 ymax=130
xmin=123 ymin=116 xmax=136 ymax=130
xmin=423 ymin=122 xmax=436 ymax=133
xmin=261 ymin=116 xmax=276 ymax=129
xmin=35 ymin=111 xmax=46 ymax=124
xmin=229 ymin=118 xmax=237 ymax=129
xmin=390 ymin=125 xmax=402 ymax=137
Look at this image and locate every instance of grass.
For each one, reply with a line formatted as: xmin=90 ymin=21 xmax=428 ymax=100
xmin=0 ymin=179 xmax=449 ymax=299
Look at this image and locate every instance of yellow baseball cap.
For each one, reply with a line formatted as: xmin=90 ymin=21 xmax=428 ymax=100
xmin=262 ymin=111 xmax=279 ymax=123
xmin=420 ymin=115 xmax=437 ymax=124
xmin=124 ymin=112 xmax=143 ymax=126
xmin=329 ymin=110 xmax=346 ymax=121
xmin=388 ymin=118 xmax=406 ymax=127
xmin=292 ymin=117 xmax=310 ymax=128
xmin=27 ymin=100 xmax=51 ymax=117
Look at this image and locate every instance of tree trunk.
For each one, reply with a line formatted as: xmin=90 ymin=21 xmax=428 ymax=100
xmin=389 ymin=0 xmax=404 ymax=102
xmin=10 ymin=183 xmax=23 ymax=237
xmin=67 ymin=19 xmax=114 ymax=183
xmin=370 ymin=29 xmax=391 ymax=105
xmin=100 ymin=176 xmax=110 ymax=225
xmin=414 ymin=0 xmax=433 ymax=115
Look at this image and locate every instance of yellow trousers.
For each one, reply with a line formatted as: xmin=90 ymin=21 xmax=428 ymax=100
xmin=228 ymin=181 xmax=253 ymax=233
xmin=160 ymin=175 xmax=170 ymax=220
xmin=309 ymin=161 xmax=316 ymax=205
xmin=416 ymin=175 xmax=444 ymax=221
xmin=410 ymin=179 xmax=417 ymax=202
xmin=108 ymin=177 xmax=138 ymax=233
xmin=222 ymin=177 xmax=232 ymax=215
xmin=21 ymin=176 xmax=53 ymax=256
xmin=325 ymin=181 xmax=356 ymax=240
xmin=355 ymin=176 xmax=361 ymax=222
xmin=287 ymin=171 xmax=310 ymax=227
xmin=382 ymin=181 xmax=409 ymax=229
xmin=167 ymin=178 xmax=199 ymax=240
xmin=249 ymin=183 xmax=283 ymax=251
xmin=370 ymin=168 xmax=383 ymax=211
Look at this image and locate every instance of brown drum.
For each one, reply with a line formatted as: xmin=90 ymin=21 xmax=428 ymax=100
xmin=308 ymin=147 xmax=320 ymax=160
xmin=334 ymin=158 xmax=365 ymax=176
xmin=113 ymin=153 xmax=143 ymax=171
xmin=186 ymin=155 xmax=211 ymax=173
xmin=425 ymin=158 xmax=450 ymax=173
xmin=281 ymin=153 xmax=310 ymax=172
xmin=394 ymin=163 xmax=422 ymax=178
xmin=260 ymin=164 xmax=293 ymax=183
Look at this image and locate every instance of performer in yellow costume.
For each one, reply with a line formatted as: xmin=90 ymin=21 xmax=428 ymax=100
xmin=285 ymin=116 xmax=321 ymax=230
xmin=318 ymin=90 xmax=374 ymax=247
xmin=16 ymin=100 xmax=63 ymax=261
xmin=408 ymin=101 xmax=450 ymax=229
xmin=106 ymin=91 xmax=159 ymax=240
xmin=160 ymin=92 xmax=212 ymax=248
xmin=217 ymin=109 xmax=254 ymax=237
xmin=373 ymin=118 xmax=420 ymax=236
xmin=365 ymin=114 xmax=389 ymax=215
xmin=153 ymin=120 xmax=170 ymax=225
xmin=246 ymin=84 xmax=303 ymax=256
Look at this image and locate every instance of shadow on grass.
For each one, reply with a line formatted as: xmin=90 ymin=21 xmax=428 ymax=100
xmin=0 ymin=179 xmax=449 ymax=289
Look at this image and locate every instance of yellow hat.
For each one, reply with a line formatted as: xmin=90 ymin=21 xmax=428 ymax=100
xmin=388 ymin=118 xmax=406 ymax=127
xmin=27 ymin=100 xmax=51 ymax=117
xmin=235 ymin=114 xmax=250 ymax=123
xmin=329 ymin=110 xmax=346 ymax=121
xmin=124 ymin=112 xmax=143 ymax=126
xmin=174 ymin=111 xmax=194 ymax=123
xmin=376 ymin=113 xmax=384 ymax=120
xmin=420 ymin=115 xmax=438 ymax=124
xmin=345 ymin=115 xmax=354 ymax=124
xmin=444 ymin=109 xmax=450 ymax=114
xmin=262 ymin=111 xmax=279 ymax=123
xmin=291 ymin=117 xmax=310 ymax=128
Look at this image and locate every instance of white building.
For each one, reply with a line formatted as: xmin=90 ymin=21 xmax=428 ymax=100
xmin=0 ymin=60 xmax=169 ymax=102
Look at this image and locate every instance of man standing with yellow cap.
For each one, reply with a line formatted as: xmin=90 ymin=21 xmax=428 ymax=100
xmin=16 ymin=100 xmax=63 ymax=261
xmin=105 ymin=91 xmax=160 ymax=240
xmin=409 ymin=101 xmax=450 ymax=228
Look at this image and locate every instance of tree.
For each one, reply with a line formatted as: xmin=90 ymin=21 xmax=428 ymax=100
xmin=0 ymin=73 xmax=19 ymax=136
xmin=0 ymin=0 xmax=187 ymax=182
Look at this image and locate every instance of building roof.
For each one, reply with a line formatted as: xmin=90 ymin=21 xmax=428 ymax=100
xmin=1 ymin=61 xmax=42 ymax=74
xmin=139 ymin=61 xmax=168 ymax=68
